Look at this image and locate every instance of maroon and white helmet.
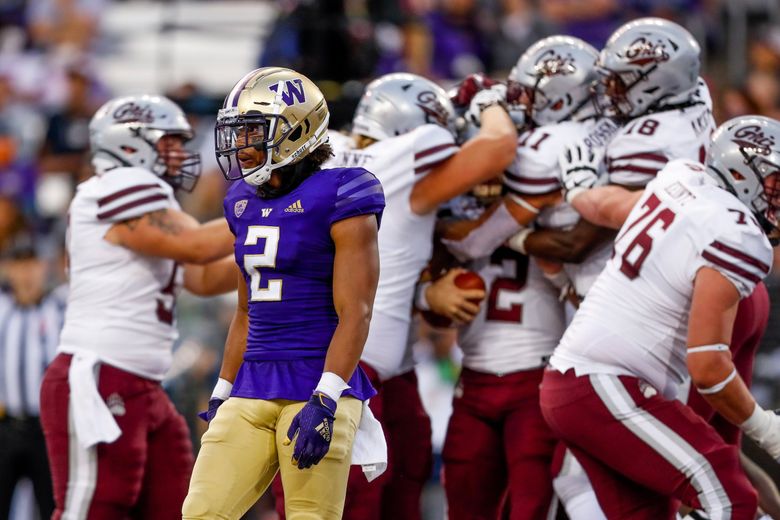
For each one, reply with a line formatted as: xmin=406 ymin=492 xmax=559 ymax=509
xmin=89 ymin=94 xmax=201 ymax=192
xmin=596 ymin=18 xmax=700 ymax=120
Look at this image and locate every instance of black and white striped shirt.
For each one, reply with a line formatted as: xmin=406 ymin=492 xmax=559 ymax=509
xmin=0 ymin=286 xmax=66 ymax=418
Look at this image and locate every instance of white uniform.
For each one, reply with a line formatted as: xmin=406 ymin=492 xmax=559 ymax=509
xmin=458 ymin=248 xmax=565 ymax=374
xmin=327 ymin=125 xmax=459 ymax=379
xmin=59 ymin=167 xmax=182 ymax=380
xmin=550 ymin=159 xmax=773 ymax=400
xmin=607 ymin=79 xmax=715 ymax=188
xmin=505 ymin=118 xmax=620 ymax=296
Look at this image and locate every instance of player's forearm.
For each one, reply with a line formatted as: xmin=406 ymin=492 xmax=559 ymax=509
xmin=324 ymin=307 xmax=372 ymax=383
xmin=571 ymin=186 xmax=639 ymax=229
xmin=183 ymin=218 xmax=234 ymax=264
xmin=184 ymin=256 xmax=238 ymax=296
xmin=219 ymin=308 xmax=248 ymax=383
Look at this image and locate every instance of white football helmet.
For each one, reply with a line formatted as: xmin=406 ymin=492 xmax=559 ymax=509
xmin=215 ymin=67 xmax=329 ymax=187
xmin=352 ymin=73 xmax=456 ymax=141
xmin=595 ymin=17 xmax=700 ymax=120
xmin=89 ymin=95 xmax=201 ymax=192
xmin=707 ymin=115 xmax=780 ymax=238
xmin=507 ymin=35 xmax=599 ymax=127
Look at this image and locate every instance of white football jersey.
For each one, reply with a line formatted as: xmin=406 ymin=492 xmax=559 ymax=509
xmin=58 ymin=167 xmax=183 ymax=380
xmin=607 ymin=78 xmax=715 ymax=188
xmin=550 ymin=160 xmax=773 ymax=399
xmin=327 ymin=125 xmax=458 ymax=379
xmin=506 ymin=117 xmax=620 ymax=296
xmin=458 ymin=247 xmax=565 ymax=374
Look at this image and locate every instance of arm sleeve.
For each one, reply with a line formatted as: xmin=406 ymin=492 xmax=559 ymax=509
xmin=411 ymin=125 xmax=459 ymax=178
xmin=93 ymin=168 xmax=174 ymax=223
xmin=330 ymin=168 xmax=386 ymax=227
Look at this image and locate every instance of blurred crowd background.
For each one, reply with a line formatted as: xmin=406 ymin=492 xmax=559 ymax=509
xmin=1 ymin=0 xmax=779 ymax=518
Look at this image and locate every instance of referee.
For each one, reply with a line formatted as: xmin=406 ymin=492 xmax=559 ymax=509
xmin=0 ymin=233 xmax=64 ymax=519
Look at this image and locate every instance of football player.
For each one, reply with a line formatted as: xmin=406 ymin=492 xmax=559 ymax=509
xmin=421 ymin=178 xmax=566 ymax=519
xmin=182 ymin=67 xmax=386 ymax=520
xmin=270 ymin=72 xmax=516 ymax=520
xmin=39 ymin=94 xmax=237 ymax=519
xmin=541 ymin=115 xmax=780 ymax=520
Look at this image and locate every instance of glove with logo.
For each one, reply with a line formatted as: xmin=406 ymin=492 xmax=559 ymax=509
xmin=466 ymin=84 xmax=508 ymax=128
xmin=451 ymin=73 xmax=500 ymax=108
xmin=559 ymin=143 xmax=603 ymax=204
xmin=284 ymin=392 xmax=337 ymax=469
xmin=197 ymin=377 xmax=232 ymax=422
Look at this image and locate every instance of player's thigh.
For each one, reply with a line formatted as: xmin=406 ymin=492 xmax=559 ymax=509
xmin=136 ymin=392 xmax=194 ymax=520
xmin=383 ymin=371 xmax=432 ymax=483
xmin=276 ymin=397 xmax=362 ymax=520
xmin=442 ymin=398 xmax=506 ymax=519
xmin=183 ymin=397 xmax=282 ymax=520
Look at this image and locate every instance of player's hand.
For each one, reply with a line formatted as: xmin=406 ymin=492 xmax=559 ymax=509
xmin=466 ymin=84 xmax=508 ymax=127
xmin=425 ymin=268 xmax=486 ymax=324
xmin=197 ymin=397 xmax=225 ymax=422
xmin=284 ymin=392 xmax=337 ymax=469
xmin=559 ymin=143 xmax=603 ymax=204
xmin=741 ymin=406 xmax=780 ymax=460
xmin=451 ymin=73 xmax=500 ymax=108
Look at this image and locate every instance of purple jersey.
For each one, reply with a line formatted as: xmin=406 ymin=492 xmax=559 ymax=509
xmin=223 ymin=167 xmax=385 ymax=401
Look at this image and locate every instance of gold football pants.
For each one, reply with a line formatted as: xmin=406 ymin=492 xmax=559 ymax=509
xmin=182 ymin=396 xmax=362 ymax=520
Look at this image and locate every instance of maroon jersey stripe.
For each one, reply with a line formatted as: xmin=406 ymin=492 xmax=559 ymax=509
xmin=414 ymin=143 xmax=457 ymax=161
xmin=607 ymin=165 xmax=661 ymax=176
xmin=702 ymin=251 xmax=762 ymax=284
xmin=414 ymin=155 xmax=454 ymax=175
xmin=609 ymin=152 xmax=668 ymax=163
xmin=97 ymin=194 xmax=168 ymax=220
xmin=503 ymin=170 xmax=559 ymax=185
xmin=710 ymin=241 xmax=770 ymax=274
xmin=97 ymin=183 xmax=162 ymax=207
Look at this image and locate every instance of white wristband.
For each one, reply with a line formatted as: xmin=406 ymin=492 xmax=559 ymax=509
xmin=212 ymin=378 xmax=233 ymax=400
xmin=415 ymin=281 xmax=432 ymax=311
xmin=506 ymin=228 xmax=533 ymax=255
xmin=315 ymin=371 xmax=350 ymax=401
xmin=565 ymin=186 xmax=588 ymax=205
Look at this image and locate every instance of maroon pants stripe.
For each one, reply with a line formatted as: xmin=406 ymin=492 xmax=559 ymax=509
xmin=540 ymin=368 xmax=757 ymax=520
xmin=39 ymin=354 xmax=194 ymax=519
xmin=442 ymin=366 xmax=556 ymax=520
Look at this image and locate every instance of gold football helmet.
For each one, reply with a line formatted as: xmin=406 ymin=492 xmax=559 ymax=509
xmin=215 ymin=67 xmax=330 ymax=186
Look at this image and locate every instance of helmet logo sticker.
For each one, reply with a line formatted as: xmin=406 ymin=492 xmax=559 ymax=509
xmin=416 ymin=91 xmax=450 ymax=127
xmin=533 ymin=49 xmax=576 ymax=76
xmin=269 ymin=79 xmax=306 ymax=106
xmin=234 ymin=199 xmax=248 ymax=218
xmin=624 ymin=37 xmax=671 ymax=66
xmin=112 ymin=102 xmax=155 ymax=123
xmin=732 ymin=125 xmax=775 ymax=156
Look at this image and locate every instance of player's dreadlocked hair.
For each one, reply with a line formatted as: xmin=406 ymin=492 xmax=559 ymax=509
xmin=257 ymin=142 xmax=334 ymax=199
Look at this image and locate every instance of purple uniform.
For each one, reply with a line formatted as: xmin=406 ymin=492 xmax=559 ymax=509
xmin=223 ymin=167 xmax=385 ymax=402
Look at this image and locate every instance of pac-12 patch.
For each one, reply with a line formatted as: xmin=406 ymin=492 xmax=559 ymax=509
xmin=234 ymin=199 xmax=248 ymax=218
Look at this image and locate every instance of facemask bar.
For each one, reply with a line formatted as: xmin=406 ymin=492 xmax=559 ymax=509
xmin=214 ymin=111 xmax=291 ymax=182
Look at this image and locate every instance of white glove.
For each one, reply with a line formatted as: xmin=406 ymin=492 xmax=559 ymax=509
xmin=740 ymin=404 xmax=780 ymax=459
xmin=559 ymin=143 xmax=603 ymax=204
xmin=466 ymin=84 xmax=508 ymax=127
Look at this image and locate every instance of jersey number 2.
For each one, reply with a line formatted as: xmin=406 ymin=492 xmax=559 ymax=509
xmin=245 ymin=226 xmax=283 ymax=301
xmin=486 ymin=247 xmax=529 ymax=323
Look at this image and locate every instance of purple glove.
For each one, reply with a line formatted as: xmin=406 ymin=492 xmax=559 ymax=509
xmin=197 ymin=397 xmax=225 ymax=422
xmin=284 ymin=392 xmax=337 ymax=469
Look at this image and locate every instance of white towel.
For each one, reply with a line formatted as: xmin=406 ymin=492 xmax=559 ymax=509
xmin=350 ymin=400 xmax=387 ymax=482
xmin=68 ymin=352 xmax=121 ymax=449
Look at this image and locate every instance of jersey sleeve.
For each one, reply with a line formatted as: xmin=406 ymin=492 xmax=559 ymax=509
xmin=93 ymin=168 xmax=175 ymax=223
xmin=330 ymin=167 xmax=386 ymax=226
xmin=607 ymin=118 xmax=671 ymax=188
xmin=697 ymin=218 xmax=772 ymax=298
xmin=411 ymin=125 xmax=458 ymax=177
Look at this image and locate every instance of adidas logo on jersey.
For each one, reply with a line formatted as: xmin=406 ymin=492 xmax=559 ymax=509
xmin=284 ymin=200 xmax=304 ymax=213
xmin=261 ymin=208 xmax=273 ymax=217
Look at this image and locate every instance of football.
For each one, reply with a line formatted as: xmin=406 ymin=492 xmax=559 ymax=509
xmin=422 ymin=271 xmax=486 ymax=328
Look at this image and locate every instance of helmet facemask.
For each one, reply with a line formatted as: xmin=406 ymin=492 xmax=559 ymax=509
xmin=592 ymin=66 xmax=656 ymax=121
xmin=147 ymin=130 xmax=202 ymax=192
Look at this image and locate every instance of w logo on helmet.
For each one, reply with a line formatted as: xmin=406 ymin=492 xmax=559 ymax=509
xmin=269 ymin=79 xmax=306 ymax=106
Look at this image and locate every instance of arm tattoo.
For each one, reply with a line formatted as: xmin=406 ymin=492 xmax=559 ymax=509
xmin=146 ymin=210 xmax=183 ymax=235
xmin=121 ymin=218 xmax=141 ymax=230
